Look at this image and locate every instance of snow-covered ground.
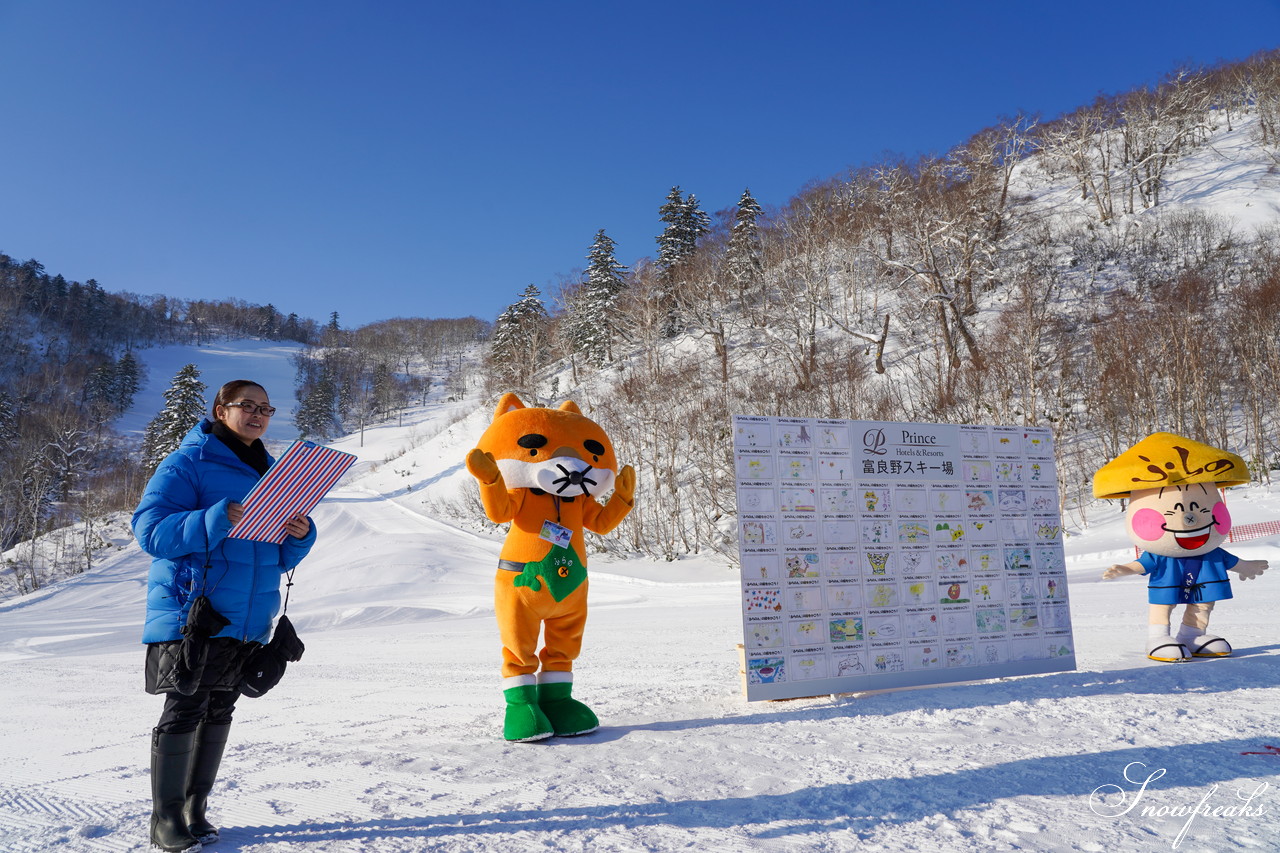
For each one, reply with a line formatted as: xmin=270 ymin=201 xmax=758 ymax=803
xmin=2 ymin=344 xmax=1279 ymax=853
xmin=6 ymin=109 xmax=1280 ymax=851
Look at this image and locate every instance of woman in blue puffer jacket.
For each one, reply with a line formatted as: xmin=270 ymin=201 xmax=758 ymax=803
xmin=133 ymin=379 xmax=317 ymax=853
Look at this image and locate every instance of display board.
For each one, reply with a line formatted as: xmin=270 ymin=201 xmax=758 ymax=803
xmin=733 ymin=416 xmax=1075 ymax=701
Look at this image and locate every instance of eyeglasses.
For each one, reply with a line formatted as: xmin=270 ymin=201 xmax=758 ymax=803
xmin=226 ymin=401 xmax=277 ymax=416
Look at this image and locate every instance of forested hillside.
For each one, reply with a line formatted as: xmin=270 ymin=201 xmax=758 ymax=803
xmin=0 ymin=253 xmax=487 ymax=591
xmin=291 ymin=315 xmax=489 ymax=442
xmin=479 ymin=50 xmax=1280 ymax=560
xmin=0 ymin=253 xmax=324 ymax=556
xmin=6 ymin=50 xmax=1280 ymax=580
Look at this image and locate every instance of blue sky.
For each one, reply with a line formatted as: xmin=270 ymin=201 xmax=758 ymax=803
xmin=3 ymin=1 xmax=1279 ymax=329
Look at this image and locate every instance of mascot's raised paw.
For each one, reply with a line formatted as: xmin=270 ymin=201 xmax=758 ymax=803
xmin=466 ymin=393 xmax=636 ymax=741
xmin=465 ymin=448 xmax=502 ymax=485
xmin=615 ymin=465 xmax=636 ymax=503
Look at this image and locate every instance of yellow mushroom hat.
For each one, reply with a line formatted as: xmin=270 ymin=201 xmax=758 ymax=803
xmin=1092 ymin=432 xmax=1250 ymax=499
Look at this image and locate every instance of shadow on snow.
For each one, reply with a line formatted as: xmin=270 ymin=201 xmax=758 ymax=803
xmin=223 ymin=736 xmax=1276 ymax=845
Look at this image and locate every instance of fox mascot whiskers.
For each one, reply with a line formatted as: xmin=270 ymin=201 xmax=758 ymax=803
xmin=466 ymin=393 xmax=636 ymax=741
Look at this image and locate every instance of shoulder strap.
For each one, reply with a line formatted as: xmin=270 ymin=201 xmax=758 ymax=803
xmin=281 ymin=569 xmax=297 ymax=614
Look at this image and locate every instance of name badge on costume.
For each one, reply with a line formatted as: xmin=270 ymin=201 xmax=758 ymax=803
xmin=540 ymin=520 xmax=573 ymax=548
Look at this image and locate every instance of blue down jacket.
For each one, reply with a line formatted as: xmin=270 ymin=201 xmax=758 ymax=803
xmin=134 ymin=420 xmax=317 ymax=644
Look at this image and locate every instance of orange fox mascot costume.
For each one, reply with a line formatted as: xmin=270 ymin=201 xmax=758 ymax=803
xmin=466 ymin=394 xmax=636 ymax=741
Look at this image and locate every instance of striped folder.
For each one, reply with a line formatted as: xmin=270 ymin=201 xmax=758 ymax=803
xmin=229 ymin=440 xmax=357 ymax=543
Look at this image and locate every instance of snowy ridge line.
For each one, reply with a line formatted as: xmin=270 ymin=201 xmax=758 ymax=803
xmin=0 ymin=576 xmax=81 ymax=611
xmin=337 ymin=484 xmax=488 ymax=540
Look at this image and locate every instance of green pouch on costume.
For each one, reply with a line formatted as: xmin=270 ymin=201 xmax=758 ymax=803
xmin=512 ymin=545 xmax=587 ymax=602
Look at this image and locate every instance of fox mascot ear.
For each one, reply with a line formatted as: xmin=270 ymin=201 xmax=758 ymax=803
xmin=494 ymin=395 xmax=583 ymax=419
xmin=494 ymin=393 xmax=526 ymax=421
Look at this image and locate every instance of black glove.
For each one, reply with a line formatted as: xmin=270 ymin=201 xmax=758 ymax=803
xmin=171 ymin=595 xmax=230 ymax=695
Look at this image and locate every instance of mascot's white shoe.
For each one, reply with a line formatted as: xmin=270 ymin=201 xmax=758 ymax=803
xmin=1146 ymin=638 xmax=1191 ymax=662
xmin=1184 ymin=635 xmax=1232 ymax=658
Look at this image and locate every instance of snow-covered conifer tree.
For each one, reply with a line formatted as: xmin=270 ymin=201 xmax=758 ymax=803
xmin=567 ymin=229 xmax=629 ymax=366
xmin=0 ymin=391 xmax=16 ymax=450
xmin=655 ymin=187 xmax=711 ymax=335
xmin=371 ymin=362 xmax=395 ymax=417
xmin=656 ymin=187 xmax=710 ymax=273
xmin=322 ymin=311 xmax=343 ymax=346
xmin=283 ymin=312 xmax=303 ymax=341
xmin=295 ymin=377 xmax=338 ymax=440
xmin=727 ymin=187 xmax=765 ymax=316
xmin=141 ymin=363 xmax=207 ymax=471
xmin=681 ymin=193 xmax=712 ymax=255
xmin=83 ymin=363 xmax=117 ymax=413
xmin=258 ymin=304 xmax=280 ymax=339
xmin=114 ymin=351 xmax=143 ymax=409
xmin=488 ymin=284 xmax=551 ymax=393
xmin=656 ymin=187 xmax=689 ymax=273
xmin=84 ymin=351 xmax=144 ymax=430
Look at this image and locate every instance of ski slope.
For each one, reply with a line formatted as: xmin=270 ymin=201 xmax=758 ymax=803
xmin=2 ymin=342 xmax=1279 ymax=852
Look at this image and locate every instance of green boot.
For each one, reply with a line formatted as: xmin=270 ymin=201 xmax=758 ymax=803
xmin=502 ymin=683 xmax=554 ymax=742
xmin=538 ymin=678 xmax=599 ymax=737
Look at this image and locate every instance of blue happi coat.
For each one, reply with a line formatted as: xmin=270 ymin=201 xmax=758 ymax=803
xmin=134 ymin=420 xmax=317 ymax=644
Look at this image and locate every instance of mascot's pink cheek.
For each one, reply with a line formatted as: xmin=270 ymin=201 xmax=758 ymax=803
xmin=1130 ymin=508 xmax=1167 ymax=542
xmin=1212 ymin=501 xmax=1232 ymax=534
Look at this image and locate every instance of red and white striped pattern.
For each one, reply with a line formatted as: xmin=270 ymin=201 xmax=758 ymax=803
xmin=229 ymin=440 xmax=357 ymax=543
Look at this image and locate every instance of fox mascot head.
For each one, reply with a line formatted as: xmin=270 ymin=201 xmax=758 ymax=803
xmin=473 ymin=395 xmax=619 ymax=499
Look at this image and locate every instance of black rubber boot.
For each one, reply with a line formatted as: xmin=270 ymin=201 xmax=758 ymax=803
xmin=150 ymin=729 xmax=202 ymax=852
xmin=184 ymin=722 xmax=230 ymax=845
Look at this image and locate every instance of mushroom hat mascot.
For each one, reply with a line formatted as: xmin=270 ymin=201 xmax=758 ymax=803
xmin=466 ymin=394 xmax=636 ymax=741
xmin=1094 ymin=432 xmax=1268 ymax=661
